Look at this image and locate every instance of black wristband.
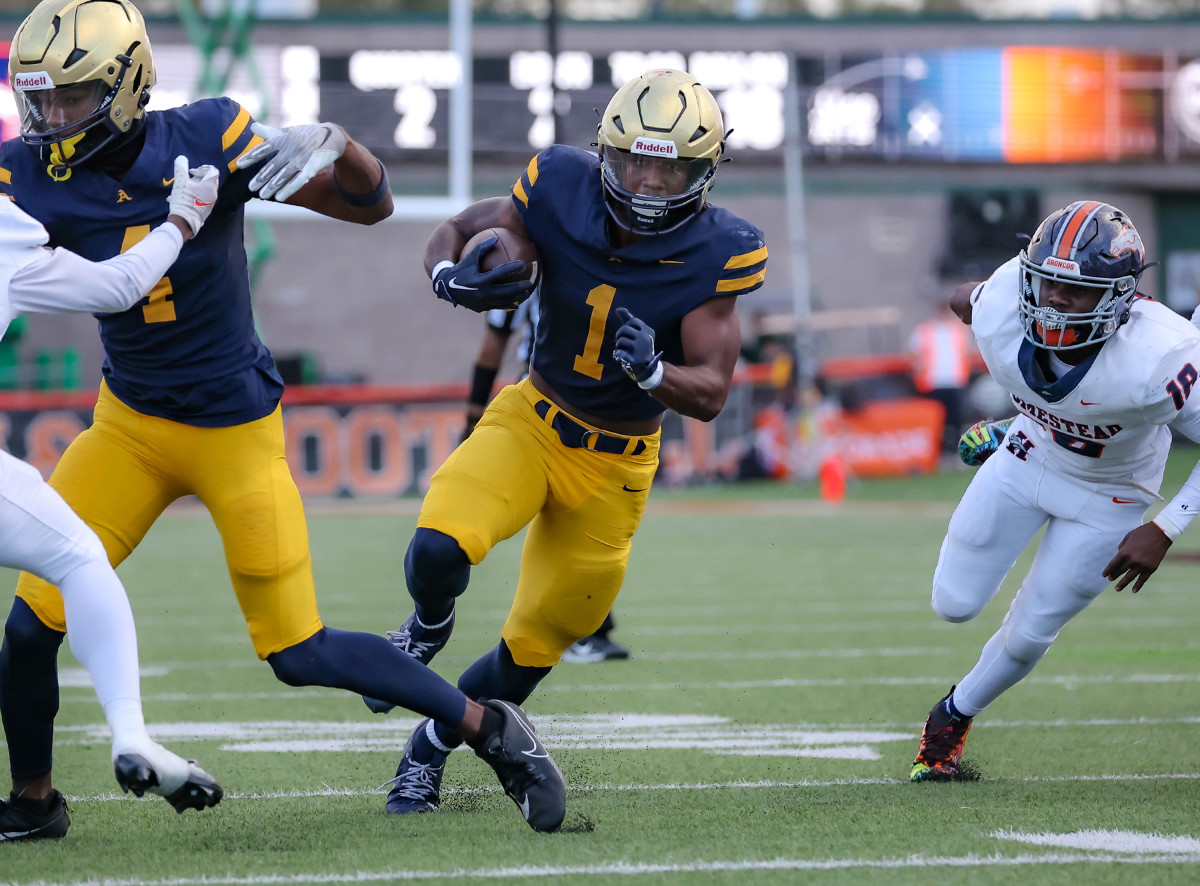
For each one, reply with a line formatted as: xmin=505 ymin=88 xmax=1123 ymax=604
xmin=333 ymin=158 xmax=389 ymax=207
xmin=469 ymin=363 xmax=499 ymax=408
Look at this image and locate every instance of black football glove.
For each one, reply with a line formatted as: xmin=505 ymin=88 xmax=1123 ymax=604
xmin=613 ymin=307 xmax=664 ymax=389
xmin=431 ymin=236 xmax=535 ymax=312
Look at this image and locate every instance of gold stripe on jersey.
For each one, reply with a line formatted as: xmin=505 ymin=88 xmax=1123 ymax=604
xmin=222 ymin=105 xmax=252 ymax=150
xmin=229 ymin=135 xmax=264 ymax=172
xmin=724 ymin=246 xmax=768 ymax=270
xmin=716 ymin=269 xmax=766 ymax=293
xmin=0 ymin=168 xmax=11 ymax=185
xmin=513 ymin=155 xmax=540 ymax=208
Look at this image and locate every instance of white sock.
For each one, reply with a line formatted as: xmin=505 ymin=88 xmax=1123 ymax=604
xmin=56 ymin=559 xmax=150 ymax=753
xmin=954 ymin=625 xmax=1037 ymax=716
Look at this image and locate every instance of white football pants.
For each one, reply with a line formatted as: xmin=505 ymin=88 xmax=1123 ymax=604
xmin=931 ymin=438 xmax=1153 ymax=715
xmin=0 ymin=449 xmax=150 ymax=752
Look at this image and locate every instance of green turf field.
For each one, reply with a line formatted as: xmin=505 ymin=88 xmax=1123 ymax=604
xmin=3 ymin=457 xmax=1200 ymax=884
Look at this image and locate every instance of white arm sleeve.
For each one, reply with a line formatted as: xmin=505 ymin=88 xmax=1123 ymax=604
xmin=8 ymin=222 xmax=184 ymax=316
xmin=1153 ymin=457 xmax=1200 ymax=541
xmin=1157 ymin=405 xmax=1200 ymax=540
xmin=1153 ymin=348 xmax=1200 ymax=541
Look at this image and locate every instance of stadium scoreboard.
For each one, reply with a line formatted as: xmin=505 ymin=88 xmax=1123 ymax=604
xmin=319 ymin=46 xmax=1200 ymax=165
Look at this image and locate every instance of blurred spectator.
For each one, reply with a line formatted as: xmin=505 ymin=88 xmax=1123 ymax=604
xmin=909 ymin=299 xmax=975 ymax=455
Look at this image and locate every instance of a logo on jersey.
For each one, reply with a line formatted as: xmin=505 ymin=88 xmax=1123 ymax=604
xmin=1110 ymin=223 xmax=1145 ymax=259
xmin=162 ymin=177 xmax=174 ymax=187
xmin=117 ymin=190 xmax=132 ymax=203
xmin=1042 ymin=256 xmax=1080 ymax=274
xmin=13 ymin=71 xmax=52 ymax=91
xmin=1006 ymin=430 xmax=1035 ymax=461
xmin=631 ymin=137 xmax=678 ymax=158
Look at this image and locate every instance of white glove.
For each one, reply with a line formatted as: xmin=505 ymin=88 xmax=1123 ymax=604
xmin=240 ymin=122 xmax=347 ymax=202
xmin=166 ymin=155 xmax=220 ymax=236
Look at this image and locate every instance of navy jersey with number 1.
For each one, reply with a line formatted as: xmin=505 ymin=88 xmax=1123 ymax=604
xmin=0 ymin=97 xmax=279 ymax=427
xmin=511 ymin=145 xmax=767 ymax=421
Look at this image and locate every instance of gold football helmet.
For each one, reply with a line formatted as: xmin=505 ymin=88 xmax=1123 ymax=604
xmin=9 ymin=0 xmax=156 ymax=169
xmin=596 ymin=69 xmax=725 ymax=235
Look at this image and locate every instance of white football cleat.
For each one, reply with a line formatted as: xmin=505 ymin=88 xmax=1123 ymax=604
xmin=113 ymin=741 xmax=223 ymax=813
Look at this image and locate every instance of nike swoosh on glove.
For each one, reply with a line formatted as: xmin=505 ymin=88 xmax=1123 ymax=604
xmin=240 ymin=122 xmax=348 ymax=202
xmin=431 ymin=236 xmax=535 ymax=312
xmin=166 ymin=155 xmax=220 ymax=235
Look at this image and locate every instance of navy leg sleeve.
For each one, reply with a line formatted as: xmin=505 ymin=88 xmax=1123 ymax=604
xmin=0 ymin=598 xmax=65 ymax=781
xmin=404 ymin=529 xmax=470 ymax=625
xmin=267 ymin=627 xmax=467 ymax=728
xmin=432 ymin=640 xmax=552 ymax=750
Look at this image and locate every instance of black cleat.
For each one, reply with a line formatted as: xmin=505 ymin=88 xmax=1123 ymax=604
xmin=114 ymin=753 xmax=223 ymax=813
xmin=363 ymin=610 xmax=456 ymax=714
xmin=474 ymin=699 xmax=565 ymax=833
xmin=0 ymin=789 xmax=69 ymax=842
xmin=561 ymin=635 xmax=630 ymax=663
xmin=383 ymin=721 xmax=445 ymax=815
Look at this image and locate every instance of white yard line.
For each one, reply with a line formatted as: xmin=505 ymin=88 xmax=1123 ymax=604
xmin=13 ymin=850 xmax=1200 ymax=886
xmin=48 ymin=670 xmax=1200 ymax=704
xmin=65 ymin=771 xmax=1200 ymax=803
xmin=995 ymin=829 xmax=1200 ymax=853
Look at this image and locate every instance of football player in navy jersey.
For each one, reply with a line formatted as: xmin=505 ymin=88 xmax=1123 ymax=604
xmin=369 ymin=69 xmax=768 ymax=817
xmin=0 ymin=0 xmax=565 ymax=836
xmin=463 ymin=296 xmax=630 ymax=664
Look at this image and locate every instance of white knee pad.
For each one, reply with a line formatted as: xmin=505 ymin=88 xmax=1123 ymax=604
xmin=931 ymin=578 xmax=985 ymax=624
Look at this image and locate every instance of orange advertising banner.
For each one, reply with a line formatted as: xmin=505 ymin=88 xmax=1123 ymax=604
xmin=820 ymin=397 xmax=946 ymax=477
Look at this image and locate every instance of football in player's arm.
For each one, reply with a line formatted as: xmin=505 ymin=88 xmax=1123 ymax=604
xmin=0 ymin=0 xmax=564 ymax=839
xmin=910 ymin=200 xmax=1200 ymax=783
xmin=366 ymin=68 xmax=767 ymax=820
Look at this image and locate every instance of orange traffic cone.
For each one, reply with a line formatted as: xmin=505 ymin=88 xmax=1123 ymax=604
xmin=819 ymin=451 xmax=847 ymax=502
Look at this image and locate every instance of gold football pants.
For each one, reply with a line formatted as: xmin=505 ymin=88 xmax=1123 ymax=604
xmin=14 ymin=381 xmax=322 ymax=657
xmin=417 ymin=378 xmax=660 ymax=667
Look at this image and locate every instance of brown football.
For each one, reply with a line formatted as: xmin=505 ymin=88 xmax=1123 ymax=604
xmin=462 ymin=227 xmax=540 ymax=283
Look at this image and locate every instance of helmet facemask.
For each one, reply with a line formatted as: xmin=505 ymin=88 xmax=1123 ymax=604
xmin=1018 ymin=251 xmax=1138 ymax=351
xmin=596 ymin=68 xmax=725 ymax=236
xmin=599 ymin=143 xmax=717 ymax=235
xmin=1016 ymin=201 xmax=1149 ymax=352
xmin=14 ymin=75 xmax=133 ymax=169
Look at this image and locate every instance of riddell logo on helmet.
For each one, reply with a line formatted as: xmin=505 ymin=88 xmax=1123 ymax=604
xmin=1043 ymin=257 xmax=1080 ymax=274
xmin=631 ymin=137 xmax=678 ymax=158
xmin=13 ymin=71 xmax=51 ymax=91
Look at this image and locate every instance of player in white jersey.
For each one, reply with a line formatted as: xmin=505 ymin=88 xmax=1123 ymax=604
xmin=0 ymin=156 xmax=224 ymax=841
xmin=909 ymin=200 xmax=1200 ymax=782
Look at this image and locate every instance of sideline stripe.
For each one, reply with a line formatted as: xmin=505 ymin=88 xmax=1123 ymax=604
xmin=64 ymin=772 xmax=1200 ymax=804
xmin=14 ymin=850 xmax=1200 ymax=885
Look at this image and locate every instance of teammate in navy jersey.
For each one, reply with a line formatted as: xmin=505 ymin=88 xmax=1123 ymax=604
xmin=369 ymin=69 xmax=768 ymax=817
xmin=0 ymin=0 xmax=565 ymax=836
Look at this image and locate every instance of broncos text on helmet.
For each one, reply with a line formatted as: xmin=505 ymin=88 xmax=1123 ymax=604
xmin=9 ymin=0 xmax=156 ymax=172
xmin=1018 ymin=200 xmax=1152 ymax=352
xmin=596 ymin=69 xmax=725 ymax=236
